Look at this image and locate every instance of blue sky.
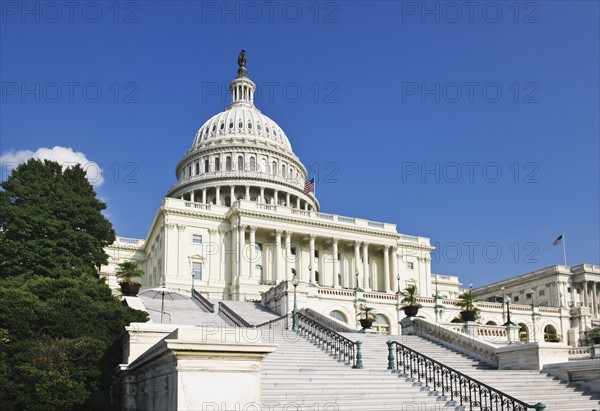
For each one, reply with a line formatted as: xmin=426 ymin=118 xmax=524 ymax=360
xmin=1 ymin=1 xmax=598 ymax=287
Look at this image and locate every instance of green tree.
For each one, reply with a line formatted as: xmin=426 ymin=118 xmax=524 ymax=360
xmin=0 ymin=159 xmax=148 ymax=410
xmin=0 ymin=159 xmax=115 ymax=279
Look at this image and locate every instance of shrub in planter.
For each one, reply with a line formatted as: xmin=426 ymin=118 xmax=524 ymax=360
xmin=357 ymin=304 xmax=376 ymax=329
xmin=115 ymin=261 xmax=144 ymax=296
xmin=399 ymin=285 xmax=422 ymax=317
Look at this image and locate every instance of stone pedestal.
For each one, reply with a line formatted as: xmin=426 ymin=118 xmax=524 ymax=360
xmin=497 ymin=342 xmax=570 ymax=370
xmin=400 ymin=317 xmax=416 ymax=335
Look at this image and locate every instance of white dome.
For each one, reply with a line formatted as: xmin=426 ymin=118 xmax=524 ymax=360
xmin=193 ymin=105 xmax=292 ymax=152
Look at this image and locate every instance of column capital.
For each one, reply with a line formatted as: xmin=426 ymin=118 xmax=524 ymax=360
xmin=240 ymin=224 xmax=248 ymax=231
xmin=332 ymin=237 xmax=339 ymax=245
xmin=208 ymin=228 xmax=217 ymax=235
xmin=250 ymin=225 xmax=257 ymax=233
xmin=383 ymin=244 xmax=390 ymax=251
xmin=285 ymin=230 xmax=293 ymax=238
xmin=354 ymin=240 xmax=361 ymax=248
xmin=362 ymin=242 xmax=370 ymax=248
xmin=310 ymin=234 xmax=317 ymax=241
xmin=275 ymin=229 xmax=283 ymax=236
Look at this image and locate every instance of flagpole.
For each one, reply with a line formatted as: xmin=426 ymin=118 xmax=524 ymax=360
xmin=313 ymin=174 xmax=316 ymax=197
xmin=562 ymin=233 xmax=567 ymax=267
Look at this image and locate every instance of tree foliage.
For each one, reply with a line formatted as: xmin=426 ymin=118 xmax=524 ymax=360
xmin=0 ymin=159 xmax=148 ymax=410
xmin=0 ymin=159 xmax=115 ymax=279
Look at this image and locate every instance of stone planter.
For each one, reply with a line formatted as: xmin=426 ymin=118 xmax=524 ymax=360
xmin=359 ymin=319 xmax=373 ymax=329
xmin=403 ymin=306 xmax=420 ymax=317
xmin=460 ymin=310 xmax=476 ymax=322
xmin=120 ymin=282 xmax=141 ymax=296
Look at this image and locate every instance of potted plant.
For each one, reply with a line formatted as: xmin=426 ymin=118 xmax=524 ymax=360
xmin=116 ymin=260 xmax=145 ymax=296
xmin=399 ymin=285 xmax=422 ymax=317
xmin=457 ymin=288 xmax=477 ymax=322
xmin=357 ymin=304 xmax=376 ymax=329
xmin=587 ymin=327 xmax=600 ymax=344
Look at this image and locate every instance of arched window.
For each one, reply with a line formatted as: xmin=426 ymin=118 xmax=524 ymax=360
xmin=224 ymin=196 xmax=231 ymax=207
xmin=544 ymin=325 xmax=560 ymax=342
xmin=226 ymin=156 xmax=232 ymax=171
xmin=238 ymin=156 xmax=244 ymax=171
xmin=329 ymin=310 xmax=347 ymax=323
xmin=215 ymin=157 xmax=220 ymax=172
xmin=291 ymin=268 xmax=296 ymax=278
xmin=255 ymin=265 xmax=263 ymax=279
xmin=249 ymin=157 xmax=256 ymax=171
xmin=373 ymin=314 xmax=390 ymax=335
xmin=282 ymin=165 xmax=286 ymax=177
xmin=195 ymin=162 xmax=199 ymax=175
xmin=204 ymin=159 xmax=209 ymax=173
xmin=518 ymin=323 xmax=529 ymax=342
xmin=485 ymin=321 xmax=497 ymax=325
xmin=272 ymin=161 xmax=277 ymax=175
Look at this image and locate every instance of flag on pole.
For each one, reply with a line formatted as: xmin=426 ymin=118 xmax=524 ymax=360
xmin=304 ymin=178 xmax=315 ymax=194
xmin=553 ymin=234 xmax=563 ymax=246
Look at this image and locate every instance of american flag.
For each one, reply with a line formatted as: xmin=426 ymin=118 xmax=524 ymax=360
xmin=553 ymin=234 xmax=563 ymax=246
xmin=304 ymin=178 xmax=315 ymax=194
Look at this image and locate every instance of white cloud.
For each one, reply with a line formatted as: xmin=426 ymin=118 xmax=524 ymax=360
xmin=0 ymin=146 xmax=104 ymax=187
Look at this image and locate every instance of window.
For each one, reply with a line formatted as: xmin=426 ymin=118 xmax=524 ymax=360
xmin=314 ymin=271 xmax=320 ymax=284
xmin=255 ymin=243 xmax=262 ymax=252
xmin=204 ymin=159 xmax=209 ymax=173
xmin=513 ymin=296 xmax=519 ymax=302
xmin=314 ymin=250 xmax=319 ymax=258
xmin=215 ymin=157 xmax=220 ymax=171
xmin=290 ymin=247 xmax=296 ymax=256
xmin=526 ymin=293 xmax=532 ymax=299
xmin=188 ymin=165 xmax=192 ymax=177
xmin=373 ymin=314 xmax=390 ymax=335
xmin=329 ymin=310 xmax=347 ymax=323
xmin=249 ymin=157 xmax=256 ymax=171
xmin=226 ymin=156 xmax=232 ymax=171
xmin=255 ymin=265 xmax=263 ymax=278
xmin=238 ymin=156 xmax=244 ymax=171
xmin=538 ymin=289 xmax=545 ymax=296
xmin=192 ymin=262 xmax=202 ymax=280
xmin=192 ymin=235 xmax=202 ymax=244
xmin=195 ymin=162 xmax=200 ymax=175
xmin=407 ymin=262 xmax=414 ymax=270
xmin=224 ymin=196 xmax=231 ymax=207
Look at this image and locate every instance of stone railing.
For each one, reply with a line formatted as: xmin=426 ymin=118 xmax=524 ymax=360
xmin=568 ymin=346 xmax=593 ymax=359
xmin=317 ymin=288 xmax=355 ymax=298
xmin=411 ymin=318 xmax=499 ymax=367
xmin=301 ymin=308 xmax=357 ymax=333
xmin=184 ymin=202 xmax=212 ymax=211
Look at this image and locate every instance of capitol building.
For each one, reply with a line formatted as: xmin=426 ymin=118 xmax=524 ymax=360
xmin=106 ymin=53 xmax=599 ymax=410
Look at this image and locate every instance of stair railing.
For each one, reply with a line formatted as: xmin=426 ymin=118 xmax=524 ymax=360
xmin=387 ymin=340 xmax=546 ymax=411
xmin=192 ymin=290 xmax=215 ymax=313
xmin=218 ymin=302 xmax=253 ymax=327
xmin=297 ymin=311 xmax=363 ymax=369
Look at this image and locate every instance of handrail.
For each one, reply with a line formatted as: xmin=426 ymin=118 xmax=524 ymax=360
xmin=256 ymin=314 xmax=289 ymax=329
xmin=387 ymin=340 xmax=546 ymax=411
xmin=192 ymin=290 xmax=215 ymax=313
xmin=301 ymin=308 xmax=357 ymax=333
xmin=218 ymin=302 xmax=253 ymax=327
xmin=297 ymin=311 xmax=363 ymax=369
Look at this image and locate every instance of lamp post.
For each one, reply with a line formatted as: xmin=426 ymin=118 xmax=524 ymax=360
xmin=530 ymin=289 xmax=538 ymax=342
xmin=434 ymin=278 xmax=443 ymax=323
xmin=501 ymin=286 xmax=506 ymax=323
xmin=188 ymin=256 xmax=195 ymax=298
xmin=504 ymin=297 xmax=515 ymax=326
xmin=292 ymin=273 xmax=299 ymax=332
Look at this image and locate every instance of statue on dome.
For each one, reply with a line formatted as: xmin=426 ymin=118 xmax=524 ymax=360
xmin=237 ymin=50 xmax=247 ymax=78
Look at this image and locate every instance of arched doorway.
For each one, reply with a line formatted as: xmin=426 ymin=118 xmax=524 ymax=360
xmin=543 ymin=325 xmax=560 ymax=342
xmin=373 ymin=314 xmax=390 ymax=335
xmin=518 ymin=323 xmax=529 ymax=342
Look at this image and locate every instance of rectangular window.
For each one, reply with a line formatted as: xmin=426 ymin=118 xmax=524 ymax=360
xmin=526 ymin=293 xmax=532 ymax=299
xmin=195 ymin=162 xmax=200 ymax=175
xmin=192 ymin=234 xmax=202 ymax=244
xmin=513 ymin=296 xmax=519 ymax=302
xmin=192 ymin=262 xmax=202 ymax=280
xmin=407 ymin=262 xmax=414 ymax=270
xmin=314 ymin=250 xmax=319 ymax=258
xmin=538 ymin=289 xmax=545 ymax=296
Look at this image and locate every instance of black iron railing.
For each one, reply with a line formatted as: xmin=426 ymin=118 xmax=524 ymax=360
xmin=297 ymin=312 xmax=363 ymax=369
xmin=218 ymin=302 xmax=253 ymax=327
xmin=192 ymin=290 xmax=215 ymax=313
xmin=387 ymin=341 xmax=546 ymax=411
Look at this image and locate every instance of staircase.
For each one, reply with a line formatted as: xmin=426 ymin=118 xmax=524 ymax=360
xmin=348 ymin=333 xmax=600 ymax=411
xmin=260 ymin=323 xmax=447 ymax=410
xmin=137 ymin=293 xmax=227 ymax=326
xmin=218 ymin=300 xmax=281 ymax=325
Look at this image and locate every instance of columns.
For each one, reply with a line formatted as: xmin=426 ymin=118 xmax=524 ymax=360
xmin=202 ymin=188 xmax=207 ymax=204
xmin=362 ymin=242 xmax=370 ymax=291
xmin=238 ymin=224 xmax=247 ymax=280
xmin=215 ymin=186 xmax=221 ymax=206
xmin=286 ymin=193 xmax=290 ymax=207
xmin=274 ymin=189 xmax=279 ymax=205
xmin=383 ymin=245 xmax=391 ymax=292
xmin=245 ymin=186 xmax=250 ymax=200
xmin=354 ymin=241 xmax=361 ymax=289
xmin=249 ymin=226 xmax=257 ymax=279
xmin=332 ymin=238 xmax=339 ymax=288
xmin=309 ymin=234 xmax=316 ymax=284
xmin=275 ymin=230 xmax=283 ymax=283
xmin=285 ymin=231 xmax=292 ymax=281
xmin=230 ymin=185 xmax=235 ymax=203
xmin=391 ymin=246 xmax=399 ymax=293
xmin=260 ymin=187 xmax=265 ymax=203
xmin=190 ymin=190 xmax=194 ymax=202
xmin=592 ymin=282 xmax=598 ymax=316
xmin=583 ymin=281 xmax=589 ymax=308
xmin=296 ymin=197 xmax=300 ymax=209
